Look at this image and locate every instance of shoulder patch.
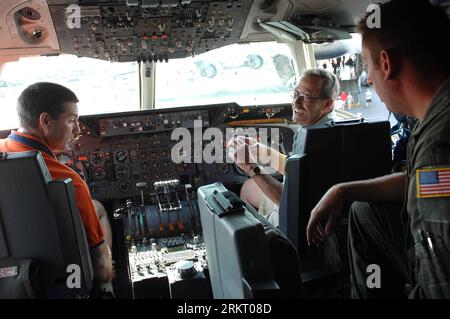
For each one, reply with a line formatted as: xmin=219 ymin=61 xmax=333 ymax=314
xmin=416 ymin=167 xmax=450 ymax=198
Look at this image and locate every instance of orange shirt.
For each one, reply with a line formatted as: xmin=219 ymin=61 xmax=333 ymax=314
xmin=0 ymin=131 xmax=104 ymax=248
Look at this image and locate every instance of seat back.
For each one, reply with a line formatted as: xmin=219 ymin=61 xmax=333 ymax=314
xmin=279 ymin=119 xmax=392 ymax=282
xmin=198 ymin=182 xmax=303 ymax=298
xmin=0 ymin=151 xmax=93 ymax=298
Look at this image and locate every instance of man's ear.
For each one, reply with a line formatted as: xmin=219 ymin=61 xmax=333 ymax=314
xmin=38 ymin=113 xmax=51 ymax=131
xmin=380 ymin=49 xmax=399 ymax=80
xmin=321 ymin=98 xmax=334 ymax=115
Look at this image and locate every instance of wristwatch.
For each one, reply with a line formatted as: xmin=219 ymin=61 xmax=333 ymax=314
xmin=248 ymin=165 xmax=262 ymax=178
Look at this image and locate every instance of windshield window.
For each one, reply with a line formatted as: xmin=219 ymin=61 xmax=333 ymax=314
xmin=0 ymin=55 xmax=139 ymax=130
xmin=155 ymin=42 xmax=297 ymax=108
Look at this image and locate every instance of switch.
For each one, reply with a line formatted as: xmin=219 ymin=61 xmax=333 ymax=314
xmin=142 ymin=0 xmax=160 ymax=8
xmin=136 ymin=182 xmax=147 ymax=206
xmin=162 ymin=0 xmax=178 ymax=8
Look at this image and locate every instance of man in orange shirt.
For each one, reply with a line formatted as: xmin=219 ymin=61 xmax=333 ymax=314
xmin=0 ymin=82 xmax=114 ymax=283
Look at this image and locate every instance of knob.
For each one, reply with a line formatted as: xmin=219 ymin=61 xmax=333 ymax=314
xmin=175 ymin=260 xmax=197 ymax=279
xmin=136 ymin=182 xmax=147 ymax=188
xmin=136 ymin=182 xmax=147 ymax=206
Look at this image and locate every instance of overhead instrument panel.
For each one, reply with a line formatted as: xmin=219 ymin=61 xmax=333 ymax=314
xmin=48 ymin=0 xmax=254 ymax=62
xmin=97 ymin=109 xmax=210 ymax=137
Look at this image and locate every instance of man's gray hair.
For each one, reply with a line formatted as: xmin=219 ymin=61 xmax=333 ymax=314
xmin=301 ymin=68 xmax=340 ymax=100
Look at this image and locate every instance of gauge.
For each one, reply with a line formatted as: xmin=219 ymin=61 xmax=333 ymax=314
xmin=151 ymin=161 xmax=160 ymax=169
xmin=139 ymin=150 xmax=148 ymax=160
xmin=161 ymin=150 xmax=169 ymax=157
xmin=91 ymin=152 xmax=105 ymax=166
xmin=56 ymin=152 xmax=73 ymax=166
xmin=141 ymin=161 xmax=149 ymax=171
xmin=117 ymin=180 xmax=130 ymax=193
xmin=93 ymin=167 xmax=107 ymax=180
xmin=150 ymin=151 xmax=159 ymax=159
xmin=161 ymin=159 xmax=170 ymax=168
xmin=115 ymin=150 xmax=129 ymax=163
xmin=116 ymin=165 xmax=130 ymax=179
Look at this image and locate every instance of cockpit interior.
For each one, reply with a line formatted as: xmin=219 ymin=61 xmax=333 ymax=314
xmin=1 ymin=0 xmax=448 ymax=300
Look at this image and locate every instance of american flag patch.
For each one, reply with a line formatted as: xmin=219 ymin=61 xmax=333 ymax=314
xmin=416 ymin=168 xmax=450 ymax=198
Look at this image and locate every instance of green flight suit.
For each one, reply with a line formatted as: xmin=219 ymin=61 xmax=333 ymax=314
xmin=407 ymin=78 xmax=450 ymax=298
xmin=348 ymin=78 xmax=450 ymax=298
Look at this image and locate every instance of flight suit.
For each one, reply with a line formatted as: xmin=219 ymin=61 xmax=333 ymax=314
xmin=407 ymin=78 xmax=450 ymax=298
xmin=348 ymin=78 xmax=450 ymax=298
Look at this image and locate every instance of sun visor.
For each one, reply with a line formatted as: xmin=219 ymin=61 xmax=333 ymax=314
xmin=260 ymin=13 xmax=355 ymax=44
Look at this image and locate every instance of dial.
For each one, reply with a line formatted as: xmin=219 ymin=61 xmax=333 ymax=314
xmin=91 ymin=152 xmax=105 ymax=166
xmin=115 ymin=150 xmax=129 ymax=163
xmin=116 ymin=165 xmax=130 ymax=179
xmin=151 ymin=161 xmax=160 ymax=169
xmin=93 ymin=167 xmax=107 ymax=180
xmin=161 ymin=150 xmax=169 ymax=157
xmin=141 ymin=161 xmax=150 ymax=171
xmin=139 ymin=150 xmax=148 ymax=160
xmin=162 ymin=159 xmax=170 ymax=168
xmin=150 ymin=151 xmax=159 ymax=159
xmin=117 ymin=180 xmax=130 ymax=193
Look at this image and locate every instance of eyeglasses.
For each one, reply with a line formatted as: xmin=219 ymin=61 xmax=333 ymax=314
xmin=290 ymin=90 xmax=327 ymax=103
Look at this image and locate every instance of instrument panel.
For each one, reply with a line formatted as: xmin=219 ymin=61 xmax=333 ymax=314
xmin=48 ymin=0 xmax=254 ymax=62
xmin=98 ymin=109 xmax=210 ymax=137
xmin=68 ymin=131 xmax=196 ymax=200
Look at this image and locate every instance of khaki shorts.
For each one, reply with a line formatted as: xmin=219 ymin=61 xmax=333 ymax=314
xmin=258 ymin=194 xmax=279 ymax=227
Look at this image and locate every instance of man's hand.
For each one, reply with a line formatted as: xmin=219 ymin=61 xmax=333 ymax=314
xmin=226 ymin=136 xmax=259 ymax=175
xmin=306 ymin=185 xmax=344 ymax=246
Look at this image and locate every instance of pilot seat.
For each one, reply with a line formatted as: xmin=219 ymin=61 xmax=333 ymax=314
xmin=198 ymin=182 xmax=303 ymax=299
xmin=279 ymin=119 xmax=392 ymax=296
xmin=0 ymin=151 xmax=93 ymax=298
